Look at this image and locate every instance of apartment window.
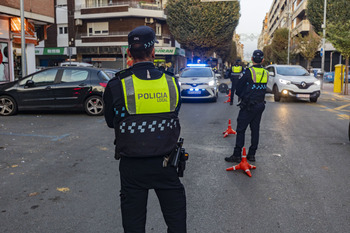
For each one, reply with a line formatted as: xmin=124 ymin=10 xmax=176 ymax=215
xmin=87 ymin=22 xmax=109 ymax=36
xmin=86 ymin=0 xmax=108 ymax=8
xmin=156 ymin=23 xmax=162 ymax=36
xmin=59 ymin=27 xmax=68 ymax=34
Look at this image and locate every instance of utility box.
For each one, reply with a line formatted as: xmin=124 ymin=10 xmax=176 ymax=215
xmin=334 ymin=64 xmax=345 ymax=93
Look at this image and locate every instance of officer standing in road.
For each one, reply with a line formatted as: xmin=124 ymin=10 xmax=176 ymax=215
xmin=103 ymin=26 xmax=186 ymax=233
xmin=229 ymin=60 xmax=243 ymax=105
xmin=225 ymin=50 xmax=268 ymax=163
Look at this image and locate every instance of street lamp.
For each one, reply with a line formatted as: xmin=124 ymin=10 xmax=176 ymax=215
xmin=320 ymin=0 xmax=327 ymax=90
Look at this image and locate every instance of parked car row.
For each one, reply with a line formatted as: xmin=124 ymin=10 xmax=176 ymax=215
xmin=0 ymin=67 xmax=111 ymax=116
xmin=323 ymin=69 xmax=350 ymax=83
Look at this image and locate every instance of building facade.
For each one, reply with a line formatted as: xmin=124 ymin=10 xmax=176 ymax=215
xmin=0 ymin=0 xmax=55 ymax=82
xmin=37 ymin=0 xmax=185 ymax=73
xmin=259 ymin=0 xmax=339 ymax=71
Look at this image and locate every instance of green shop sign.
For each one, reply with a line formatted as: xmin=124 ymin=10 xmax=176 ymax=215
xmin=43 ymin=48 xmax=65 ymax=55
xmin=155 ymin=47 xmax=176 ymax=55
xmin=36 ymin=48 xmax=65 ymax=55
xmin=155 ymin=47 xmax=185 ymax=57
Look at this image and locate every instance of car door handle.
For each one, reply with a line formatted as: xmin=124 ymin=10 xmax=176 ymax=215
xmin=79 ymin=83 xmax=87 ymax=87
xmin=45 ymin=86 xmax=52 ymax=90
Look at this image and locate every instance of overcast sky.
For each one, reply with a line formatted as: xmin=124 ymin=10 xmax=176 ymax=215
xmin=235 ymin=0 xmax=274 ymax=61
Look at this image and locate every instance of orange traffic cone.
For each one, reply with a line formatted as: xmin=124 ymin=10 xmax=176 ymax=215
xmin=223 ymin=119 xmax=236 ymax=138
xmin=226 ymin=89 xmax=231 ymax=97
xmin=226 ymin=147 xmax=256 ymax=177
xmin=224 ymin=95 xmax=231 ymax=103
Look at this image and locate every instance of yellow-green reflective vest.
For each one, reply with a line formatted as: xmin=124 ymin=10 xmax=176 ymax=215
xmin=232 ymin=66 xmax=242 ymax=73
xmin=249 ymin=67 xmax=268 ymax=83
xmin=121 ymin=73 xmax=179 ymax=115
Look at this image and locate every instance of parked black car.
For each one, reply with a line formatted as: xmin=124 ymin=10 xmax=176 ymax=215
xmin=0 ymin=67 xmax=110 ymax=116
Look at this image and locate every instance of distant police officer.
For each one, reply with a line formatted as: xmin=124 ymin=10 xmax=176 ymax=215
xmin=229 ymin=60 xmax=243 ymax=105
xmin=225 ymin=50 xmax=268 ymax=163
xmin=103 ymin=26 xmax=186 ymax=233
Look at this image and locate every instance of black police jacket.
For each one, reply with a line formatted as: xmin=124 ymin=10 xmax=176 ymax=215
xmin=103 ymin=62 xmax=182 ymax=158
xmin=235 ymin=64 xmax=268 ymax=105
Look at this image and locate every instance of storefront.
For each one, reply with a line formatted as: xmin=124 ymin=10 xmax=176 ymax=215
xmin=0 ymin=17 xmax=13 ymax=83
xmin=155 ymin=47 xmax=186 ymax=74
xmin=35 ymin=47 xmax=77 ymax=67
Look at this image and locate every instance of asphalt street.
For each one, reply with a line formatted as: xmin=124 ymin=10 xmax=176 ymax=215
xmin=0 ymin=83 xmax=349 ymax=233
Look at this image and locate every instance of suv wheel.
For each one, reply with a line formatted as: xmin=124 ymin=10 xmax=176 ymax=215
xmin=310 ymin=97 xmax=318 ymax=103
xmin=0 ymin=96 xmax=18 ymax=116
xmin=273 ymin=86 xmax=281 ymax=102
xmin=84 ymin=96 xmax=104 ymax=116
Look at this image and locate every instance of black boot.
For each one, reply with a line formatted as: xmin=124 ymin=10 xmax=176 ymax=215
xmin=247 ymin=155 xmax=255 ymax=162
xmin=225 ymin=155 xmax=241 ymax=163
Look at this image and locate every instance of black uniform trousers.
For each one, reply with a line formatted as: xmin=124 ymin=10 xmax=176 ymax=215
xmin=119 ymin=156 xmax=186 ymax=233
xmin=233 ymin=102 xmax=265 ymax=157
xmin=230 ymin=74 xmax=240 ymax=103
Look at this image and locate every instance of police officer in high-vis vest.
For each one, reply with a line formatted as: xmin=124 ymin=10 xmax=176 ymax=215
xmin=229 ymin=60 xmax=243 ymax=105
xmin=103 ymin=26 xmax=186 ymax=233
xmin=225 ymin=50 xmax=268 ymax=163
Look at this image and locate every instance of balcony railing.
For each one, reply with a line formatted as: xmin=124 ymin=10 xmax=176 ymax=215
xmin=78 ymin=32 xmax=170 ymax=39
xmin=291 ymin=19 xmax=310 ymax=36
xmin=77 ymin=1 xmax=162 ymax=11
xmin=293 ymin=0 xmax=307 ymax=19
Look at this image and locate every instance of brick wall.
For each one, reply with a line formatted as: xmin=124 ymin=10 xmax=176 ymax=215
xmin=1 ymin=0 xmax=54 ymax=18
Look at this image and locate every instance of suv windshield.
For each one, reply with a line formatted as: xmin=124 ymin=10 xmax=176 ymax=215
xmin=181 ymin=68 xmax=213 ymax=78
xmin=276 ymin=66 xmax=309 ymax=76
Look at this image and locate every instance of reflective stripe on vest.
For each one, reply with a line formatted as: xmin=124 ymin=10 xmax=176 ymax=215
xmin=232 ymin=66 xmax=242 ymax=73
xmin=249 ymin=67 xmax=268 ymax=83
xmin=121 ymin=73 xmax=179 ymax=114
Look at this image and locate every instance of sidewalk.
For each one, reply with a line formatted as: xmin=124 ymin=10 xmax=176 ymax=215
xmin=322 ymin=83 xmax=350 ymax=100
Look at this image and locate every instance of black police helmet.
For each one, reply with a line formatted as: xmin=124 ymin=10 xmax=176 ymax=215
xmin=252 ymin=50 xmax=264 ymax=63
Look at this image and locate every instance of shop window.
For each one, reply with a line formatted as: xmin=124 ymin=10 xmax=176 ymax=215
xmin=0 ymin=42 xmax=10 ymax=82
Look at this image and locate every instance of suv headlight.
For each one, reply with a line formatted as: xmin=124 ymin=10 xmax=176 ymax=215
xmin=279 ymin=79 xmax=291 ymax=85
xmin=208 ymin=80 xmax=215 ymax=86
xmin=314 ymin=80 xmax=321 ymax=85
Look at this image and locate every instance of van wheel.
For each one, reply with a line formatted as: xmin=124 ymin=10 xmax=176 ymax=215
xmin=0 ymin=96 xmax=18 ymax=116
xmin=84 ymin=96 xmax=104 ymax=116
xmin=273 ymin=86 xmax=281 ymax=102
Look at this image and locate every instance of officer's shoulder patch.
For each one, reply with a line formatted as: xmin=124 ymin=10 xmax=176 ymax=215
xmin=113 ymin=68 xmax=133 ymax=80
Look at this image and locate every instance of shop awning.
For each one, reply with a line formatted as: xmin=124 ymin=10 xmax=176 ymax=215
xmin=12 ymin=35 xmax=38 ymax=45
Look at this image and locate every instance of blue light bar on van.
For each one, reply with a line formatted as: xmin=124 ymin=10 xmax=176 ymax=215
xmin=187 ymin=64 xmax=208 ymax=67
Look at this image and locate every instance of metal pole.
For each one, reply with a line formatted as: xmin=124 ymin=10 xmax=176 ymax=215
xmin=20 ymin=0 xmax=27 ymax=77
xmin=122 ymin=47 xmax=126 ymax=69
xmin=321 ymin=0 xmax=327 ymax=90
xmin=287 ymin=0 xmax=291 ymax=65
xmin=330 ymin=51 xmax=333 ymax=71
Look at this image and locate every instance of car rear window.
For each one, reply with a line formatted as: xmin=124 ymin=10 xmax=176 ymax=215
xmin=276 ymin=66 xmax=309 ymax=76
xmin=98 ymin=71 xmax=110 ymax=81
xmin=181 ymin=68 xmax=213 ymax=77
